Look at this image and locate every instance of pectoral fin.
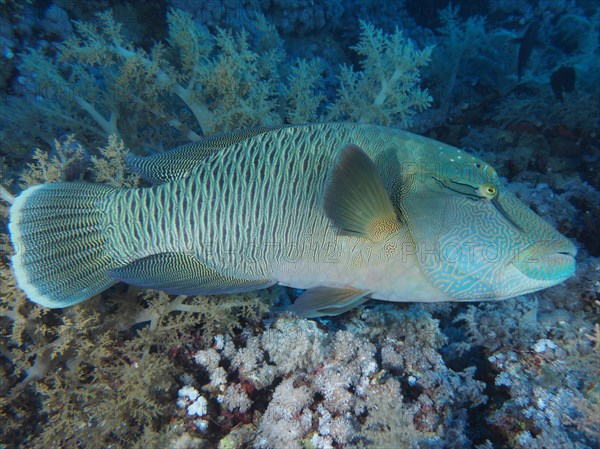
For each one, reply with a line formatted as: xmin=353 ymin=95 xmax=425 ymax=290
xmin=290 ymin=286 xmax=370 ymax=318
xmin=107 ymin=252 xmax=274 ymax=295
xmin=324 ymin=144 xmax=401 ymax=242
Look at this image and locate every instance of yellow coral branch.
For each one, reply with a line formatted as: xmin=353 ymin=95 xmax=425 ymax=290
xmin=0 ymin=185 xmax=14 ymax=205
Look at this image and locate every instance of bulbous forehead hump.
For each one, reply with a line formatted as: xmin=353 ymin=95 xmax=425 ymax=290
xmin=402 ymin=135 xmax=499 ymax=185
xmin=435 ymin=146 xmax=498 ymax=182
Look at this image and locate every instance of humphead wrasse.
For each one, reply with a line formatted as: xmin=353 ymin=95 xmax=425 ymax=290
xmin=9 ymin=123 xmax=576 ymax=317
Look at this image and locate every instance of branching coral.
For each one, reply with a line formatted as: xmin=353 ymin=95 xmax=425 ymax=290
xmin=328 ymin=20 xmax=433 ymax=126
xmin=429 ymin=4 xmax=490 ymax=113
xmin=0 ymin=260 xmax=181 ymax=448
xmin=18 ymin=135 xmax=86 ymax=186
xmin=90 ymin=134 xmax=140 ymax=187
xmin=285 ymin=58 xmax=325 ymax=124
xmin=0 ymin=256 xmax=277 ymax=448
xmin=2 ymin=8 xmax=433 ymax=160
xmin=4 ymin=9 xmax=285 ymax=153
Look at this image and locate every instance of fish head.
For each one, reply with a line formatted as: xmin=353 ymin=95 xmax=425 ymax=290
xmin=397 ymin=144 xmax=576 ymax=301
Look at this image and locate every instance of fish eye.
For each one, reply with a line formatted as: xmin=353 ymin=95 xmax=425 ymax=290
xmin=481 ymin=184 xmax=497 ymax=198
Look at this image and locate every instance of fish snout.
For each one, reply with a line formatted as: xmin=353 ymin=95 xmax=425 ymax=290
xmin=511 ymin=239 xmax=577 ymax=282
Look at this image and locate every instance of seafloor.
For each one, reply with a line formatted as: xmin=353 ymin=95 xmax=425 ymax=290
xmin=0 ymin=1 xmax=598 ymax=448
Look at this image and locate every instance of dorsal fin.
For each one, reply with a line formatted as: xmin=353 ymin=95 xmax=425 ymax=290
xmin=127 ymin=126 xmax=280 ymax=184
xmin=324 ymin=143 xmax=402 ymax=242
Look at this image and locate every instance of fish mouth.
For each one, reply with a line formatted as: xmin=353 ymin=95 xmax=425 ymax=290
xmin=511 ymin=240 xmax=577 ymax=281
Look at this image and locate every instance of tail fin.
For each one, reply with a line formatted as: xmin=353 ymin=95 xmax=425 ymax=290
xmin=9 ymin=182 xmax=118 ymax=308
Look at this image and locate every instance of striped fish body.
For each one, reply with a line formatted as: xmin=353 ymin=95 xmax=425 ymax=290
xmin=105 ymin=123 xmax=443 ymax=302
xmin=9 ymin=123 xmax=576 ymax=316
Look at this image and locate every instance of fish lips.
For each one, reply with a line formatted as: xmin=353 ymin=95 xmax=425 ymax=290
xmin=510 ymin=239 xmax=577 ymax=282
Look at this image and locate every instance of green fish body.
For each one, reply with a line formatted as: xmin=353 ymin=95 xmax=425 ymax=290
xmin=9 ymin=123 xmax=576 ymax=317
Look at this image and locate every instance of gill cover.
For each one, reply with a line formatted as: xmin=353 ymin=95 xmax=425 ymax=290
xmin=402 ymin=175 xmax=502 ymax=300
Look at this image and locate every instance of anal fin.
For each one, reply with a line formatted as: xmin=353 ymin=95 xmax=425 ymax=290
xmin=107 ymin=252 xmax=274 ymax=295
xmin=290 ymin=286 xmax=370 ymax=318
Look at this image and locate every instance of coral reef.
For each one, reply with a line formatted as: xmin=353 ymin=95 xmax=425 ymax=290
xmin=487 ymin=339 xmax=599 ymax=447
xmin=184 ymin=307 xmax=486 ymax=448
xmin=0 ymin=2 xmax=598 ymax=448
xmin=0 ymin=7 xmax=431 ymax=161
